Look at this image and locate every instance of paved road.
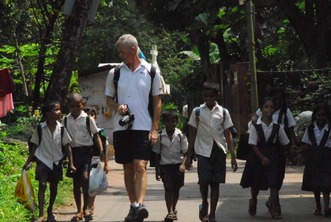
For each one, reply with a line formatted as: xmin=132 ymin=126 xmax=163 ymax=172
xmin=55 ymin=160 xmax=324 ymax=222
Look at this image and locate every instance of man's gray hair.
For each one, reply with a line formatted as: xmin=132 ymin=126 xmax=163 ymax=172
xmin=116 ymin=34 xmax=139 ymax=49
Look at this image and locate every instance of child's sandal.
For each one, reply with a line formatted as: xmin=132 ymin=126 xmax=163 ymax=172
xmin=313 ymin=208 xmax=322 ymax=216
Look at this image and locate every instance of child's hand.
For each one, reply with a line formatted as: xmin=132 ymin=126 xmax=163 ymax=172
xmin=179 ymin=163 xmax=186 ymax=172
xmin=23 ymin=161 xmax=32 ymax=170
xmin=69 ymin=165 xmax=77 ymax=174
xmin=103 ymin=163 xmax=109 ymax=174
xmin=231 ymin=157 xmax=238 ymax=172
xmin=155 ymin=167 xmax=161 ymax=181
xmin=261 ymin=156 xmax=271 ymax=166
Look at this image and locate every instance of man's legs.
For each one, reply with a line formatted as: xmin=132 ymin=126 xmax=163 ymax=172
xmin=123 ymin=162 xmax=136 ymax=203
xmin=133 ymin=159 xmax=149 ymax=220
xmin=123 ymin=161 xmax=149 ymax=221
xmin=133 ymin=159 xmax=148 ymax=203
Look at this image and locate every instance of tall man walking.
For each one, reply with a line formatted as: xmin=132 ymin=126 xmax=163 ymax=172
xmin=105 ymin=34 xmax=163 ymax=221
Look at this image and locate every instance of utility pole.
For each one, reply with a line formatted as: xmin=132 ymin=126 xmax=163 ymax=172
xmin=246 ymin=0 xmax=258 ymax=112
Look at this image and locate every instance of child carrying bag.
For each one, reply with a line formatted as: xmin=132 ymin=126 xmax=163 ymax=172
xmin=14 ymin=169 xmax=37 ymax=211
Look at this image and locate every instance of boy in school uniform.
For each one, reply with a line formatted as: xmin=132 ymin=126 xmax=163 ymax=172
xmin=152 ymin=109 xmax=188 ymax=222
xmin=24 ymin=101 xmax=75 ymax=222
xmin=184 ymin=81 xmax=238 ymax=222
xmin=63 ymin=93 xmax=107 ymax=221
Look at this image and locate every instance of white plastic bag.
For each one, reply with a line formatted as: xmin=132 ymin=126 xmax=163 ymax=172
xmin=88 ymin=162 xmax=108 ymax=196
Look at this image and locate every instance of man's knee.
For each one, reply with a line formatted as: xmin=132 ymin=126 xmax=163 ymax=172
xmin=134 ymin=160 xmax=147 ymax=175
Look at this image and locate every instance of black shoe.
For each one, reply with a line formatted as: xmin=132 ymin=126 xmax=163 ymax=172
xmin=124 ymin=205 xmax=134 ymax=221
xmin=134 ymin=203 xmax=149 ymax=220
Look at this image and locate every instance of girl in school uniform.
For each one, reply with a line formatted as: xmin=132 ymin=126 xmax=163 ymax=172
xmin=240 ymin=97 xmax=290 ymax=220
xmin=300 ymin=104 xmax=331 ymax=217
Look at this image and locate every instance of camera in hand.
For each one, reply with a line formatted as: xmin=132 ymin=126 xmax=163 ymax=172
xmin=119 ymin=106 xmax=135 ymax=126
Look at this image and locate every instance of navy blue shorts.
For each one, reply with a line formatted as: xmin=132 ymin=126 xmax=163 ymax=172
xmin=35 ymin=159 xmax=63 ymax=183
xmin=160 ymin=164 xmax=185 ymax=191
xmin=113 ymin=130 xmax=150 ymax=164
xmin=197 ymin=142 xmax=226 ymax=185
xmin=66 ymin=146 xmax=93 ymax=178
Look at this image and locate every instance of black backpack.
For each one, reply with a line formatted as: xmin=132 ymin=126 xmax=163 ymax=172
xmin=114 ymin=65 xmax=156 ymax=117
xmin=28 ymin=124 xmax=65 ymax=162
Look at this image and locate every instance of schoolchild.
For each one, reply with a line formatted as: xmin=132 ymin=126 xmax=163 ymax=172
xmin=184 ymin=81 xmax=238 ymax=222
xmin=253 ymin=87 xmax=297 ymax=214
xmin=240 ymin=97 xmax=290 ymax=219
xmin=300 ymin=104 xmax=331 ymax=217
xmin=23 ymin=101 xmax=75 ymax=222
xmin=255 ymin=86 xmax=297 ymax=165
xmin=63 ymin=93 xmax=107 ymax=222
xmin=152 ymin=109 xmax=188 ymax=222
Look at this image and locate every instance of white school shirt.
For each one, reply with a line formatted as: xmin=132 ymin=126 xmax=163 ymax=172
xmin=30 ymin=121 xmax=71 ymax=170
xmin=301 ymin=122 xmax=331 ymax=148
xmin=248 ymin=118 xmax=290 ymax=146
xmin=256 ymin=108 xmax=296 ymax=128
xmin=63 ymin=111 xmax=98 ymax=148
xmin=188 ymin=103 xmax=233 ymax=157
xmin=152 ymin=128 xmax=188 ymax=165
xmin=104 ymin=59 xmax=163 ymax=131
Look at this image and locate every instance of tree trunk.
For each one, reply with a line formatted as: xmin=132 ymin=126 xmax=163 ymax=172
xmin=32 ymin=0 xmax=62 ymax=111
xmin=45 ymin=0 xmax=93 ymax=102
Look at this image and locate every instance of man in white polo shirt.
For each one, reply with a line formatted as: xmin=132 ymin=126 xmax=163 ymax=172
xmin=105 ymin=34 xmax=163 ymax=222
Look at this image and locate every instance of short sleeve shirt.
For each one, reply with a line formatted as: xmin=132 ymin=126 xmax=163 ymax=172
xmin=188 ymin=103 xmax=233 ymax=157
xmin=256 ymin=108 xmax=295 ymax=128
xmin=104 ymin=60 xmax=163 ymax=131
xmin=249 ymin=118 xmax=290 ymax=146
xmin=152 ymin=128 xmax=188 ymax=165
xmin=30 ymin=121 xmax=71 ymax=170
xmin=63 ymin=111 xmax=98 ymax=148
xmin=301 ymin=122 xmax=331 ymax=148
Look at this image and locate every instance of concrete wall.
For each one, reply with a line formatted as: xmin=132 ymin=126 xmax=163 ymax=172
xmin=79 ymin=67 xmax=115 ymax=144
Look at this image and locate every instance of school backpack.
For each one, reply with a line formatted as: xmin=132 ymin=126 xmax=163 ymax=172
xmin=114 ymin=65 xmax=156 ymax=117
xmin=28 ymin=124 xmax=65 ymax=162
xmin=63 ymin=116 xmax=106 ymax=156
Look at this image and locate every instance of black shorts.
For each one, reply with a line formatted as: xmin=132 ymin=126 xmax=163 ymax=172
xmin=113 ymin=130 xmax=150 ymax=164
xmin=35 ymin=159 xmax=63 ymax=183
xmin=160 ymin=164 xmax=185 ymax=191
xmin=66 ymin=146 xmax=93 ymax=178
xmin=197 ymin=142 xmax=226 ymax=185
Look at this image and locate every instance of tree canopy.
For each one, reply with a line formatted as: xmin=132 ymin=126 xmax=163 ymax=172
xmin=0 ymin=0 xmax=330 ymax=116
